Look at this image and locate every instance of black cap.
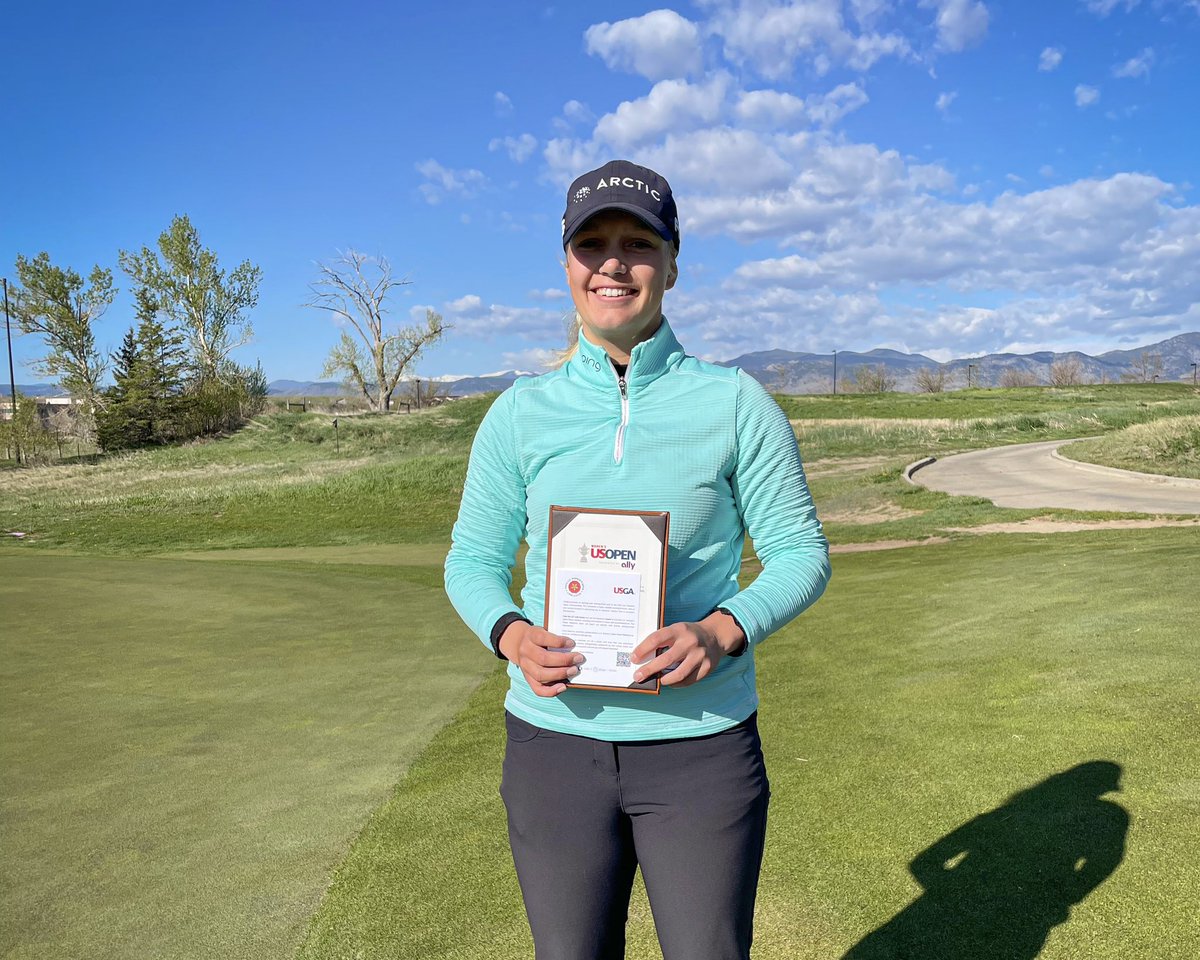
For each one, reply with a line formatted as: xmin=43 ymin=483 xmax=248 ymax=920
xmin=562 ymin=160 xmax=680 ymax=250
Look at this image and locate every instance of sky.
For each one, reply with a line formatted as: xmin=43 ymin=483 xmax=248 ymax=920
xmin=3 ymin=0 xmax=1199 ymax=382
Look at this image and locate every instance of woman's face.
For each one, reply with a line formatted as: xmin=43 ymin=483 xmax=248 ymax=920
xmin=565 ymin=210 xmax=678 ymax=363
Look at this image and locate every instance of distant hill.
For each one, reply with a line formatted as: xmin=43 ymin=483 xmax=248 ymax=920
xmin=12 ymin=333 xmax=1198 ymax=398
xmin=723 ymin=332 xmax=1200 ymax=392
xmin=11 ymin=383 xmax=63 ymax=398
xmin=266 ymin=372 xmax=529 ymax=398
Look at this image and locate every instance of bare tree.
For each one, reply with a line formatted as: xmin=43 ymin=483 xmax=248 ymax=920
xmin=1121 ymin=351 xmax=1163 ymax=383
xmin=307 ymin=251 xmax=448 ymax=412
xmin=854 ymin=364 xmax=897 ymax=393
xmin=398 ymin=377 xmax=452 ymax=410
xmin=914 ymin=367 xmax=948 ymax=393
xmin=1048 ymin=357 xmax=1084 ymax=386
xmin=999 ymin=367 xmax=1040 ymax=388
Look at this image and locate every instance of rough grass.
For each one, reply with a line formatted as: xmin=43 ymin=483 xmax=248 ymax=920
xmin=5 ymin=386 xmax=1198 ymax=555
xmin=1063 ymin=415 xmax=1200 ymax=480
xmin=295 ymin=530 xmax=1200 ymax=960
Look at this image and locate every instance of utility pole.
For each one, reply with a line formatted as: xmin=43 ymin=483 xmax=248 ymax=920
xmin=1191 ymin=362 xmax=1197 ymax=386
xmin=832 ymin=350 xmax=838 ymax=395
xmin=967 ymin=363 xmax=976 ymax=389
xmin=3 ymin=278 xmax=19 ymax=465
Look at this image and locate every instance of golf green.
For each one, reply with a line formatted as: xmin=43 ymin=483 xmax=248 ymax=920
xmin=0 ymin=551 xmax=493 ymax=960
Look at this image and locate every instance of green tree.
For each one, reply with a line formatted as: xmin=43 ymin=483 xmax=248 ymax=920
xmin=12 ymin=252 xmax=114 ymax=418
xmin=131 ymin=287 xmax=188 ymax=442
xmin=95 ymin=328 xmax=154 ymax=451
xmin=119 ymin=215 xmax=261 ymax=385
xmin=1 ymin=393 xmax=54 ymax=465
xmin=307 ymin=250 xmax=447 ymax=412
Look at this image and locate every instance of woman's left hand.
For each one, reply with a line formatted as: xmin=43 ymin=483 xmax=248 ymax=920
xmin=630 ymin=611 xmax=746 ymax=688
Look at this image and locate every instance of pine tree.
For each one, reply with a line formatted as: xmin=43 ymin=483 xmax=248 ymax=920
xmin=131 ymin=287 xmax=187 ymax=441
xmin=96 ymin=327 xmax=153 ymax=451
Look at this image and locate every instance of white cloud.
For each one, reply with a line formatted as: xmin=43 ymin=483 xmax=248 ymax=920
xmin=594 ymin=74 xmax=731 ymax=149
xmin=1038 ymin=46 xmax=1063 ymax=71
xmin=734 ymin=83 xmax=868 ymax=128
xmin=735 ymin=89 xmax=808 ymax=127
xmin=434 ymin=170 xmax=1200 ymax=363
xmin=1039 ymin=164 xmax=1055 ymax=178
xmin=494 ymin=91 xmax=514 ymax=116
xmin=1075 ymin=84 xmax=1100 ymax=107
xmin=848 ymin=0 xmax=892 ymax=29
xmin=935 ymin=91 xmax=957 ymax=113
xmin=528 ymin=288 xmax=567 ymax=301
xmin=488 ymin=133 xmax=538 ymax=163
xmin=921 ymin=0 xmax=990 ymax=52
xmin=432 ymin=297 xmax=566 ymax=341
xmin=585 ymin=9 xmax=704 ymax=80
xmin=1084 ymin=0 xmax=1137 ymax=14
xmin=704 ymin=0 xmax=911 ymax=80
xmin=1113 ymin=48 xmax=1155 ymax=78
xmin=500 ymin=347 xmax=562 ymax=372
xmin=564 ymin=100 xmax=592 ymax=124
xmin=415 ymin=160 xmax=486 ymax=204
xmin=805 ymin=83 xmax=869 ymax=125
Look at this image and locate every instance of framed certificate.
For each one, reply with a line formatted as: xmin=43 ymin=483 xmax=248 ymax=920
xmin=545 ymin=505 xmax=669 ymax=694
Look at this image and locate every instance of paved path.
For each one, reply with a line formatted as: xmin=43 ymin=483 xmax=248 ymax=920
xmin=912 ymin=439 xmax=1200 ymax=514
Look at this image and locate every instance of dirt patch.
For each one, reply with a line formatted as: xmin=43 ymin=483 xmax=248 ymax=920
xmin=944 ymin=517 xmax=1200 ymax=534
xmin=802 ymin=455 xmax=894 ymax=478
xmin=823 ymin=517 xmax=1198 ymax=553
xmin=821 ymin=503 xmax=925 ymax=524
xmin=830 ymin=537 xmax=949 ymax=553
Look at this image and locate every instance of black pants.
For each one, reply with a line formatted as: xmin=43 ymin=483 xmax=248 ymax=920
xmin=500 ymin=711 xmax=770 ymax=960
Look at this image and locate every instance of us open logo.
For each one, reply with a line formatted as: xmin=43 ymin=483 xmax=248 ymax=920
xmin=567 ymin=578 xmax=584 ymax=596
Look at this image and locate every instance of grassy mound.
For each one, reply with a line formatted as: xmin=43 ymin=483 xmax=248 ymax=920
xmin=1063 ymin=415 xmax=1200 ymax=480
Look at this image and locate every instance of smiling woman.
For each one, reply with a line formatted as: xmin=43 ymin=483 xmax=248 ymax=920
xmin=444 ymin=159 xmax=831 ymax=960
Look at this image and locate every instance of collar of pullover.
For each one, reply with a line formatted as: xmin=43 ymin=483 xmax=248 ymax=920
xmin=569 ymin=318 xmax=685 ymax=390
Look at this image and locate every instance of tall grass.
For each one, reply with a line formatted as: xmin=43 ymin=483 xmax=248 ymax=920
xmin=1064 ymin=415 xmax=1200 ymax=479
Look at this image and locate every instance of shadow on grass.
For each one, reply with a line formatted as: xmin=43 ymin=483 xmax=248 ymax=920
xmin=842 ymin=761 xmax=1128 ymax=960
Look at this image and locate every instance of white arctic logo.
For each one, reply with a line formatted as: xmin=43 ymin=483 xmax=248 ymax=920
xmin=572 ymin=186 xmax=591 ymax=203
xmin=595 ymin=176 xmax=662 ymax=202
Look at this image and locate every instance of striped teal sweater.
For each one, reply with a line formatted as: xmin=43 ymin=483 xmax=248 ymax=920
xmin=444 ymin=320 xmax=830 ymax=741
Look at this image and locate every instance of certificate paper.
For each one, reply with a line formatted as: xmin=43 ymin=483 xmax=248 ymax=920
xmin=545 ymin=506 xmax=669 ymax=693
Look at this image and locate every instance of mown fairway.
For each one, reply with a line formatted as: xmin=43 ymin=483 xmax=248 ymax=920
xmin=2 ymin=384 xmax=1197 ymax=959
xmin=295 ymin=530 xmax=1199 ymax=960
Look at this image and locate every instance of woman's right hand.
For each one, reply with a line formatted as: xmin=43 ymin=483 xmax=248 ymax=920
xmin=498 ymin=621 xmax=583 ymax=697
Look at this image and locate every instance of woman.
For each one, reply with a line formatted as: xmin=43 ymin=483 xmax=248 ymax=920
xmin=444 ymin=160 xmax=830 ymax=960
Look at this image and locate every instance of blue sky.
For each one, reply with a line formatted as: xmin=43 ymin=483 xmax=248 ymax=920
xmin=4 ymin=0 xmax=1198 ymax=382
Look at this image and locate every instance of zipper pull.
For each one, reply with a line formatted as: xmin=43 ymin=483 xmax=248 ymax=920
xmin=618 ymin=376 xmax=627 ymax=398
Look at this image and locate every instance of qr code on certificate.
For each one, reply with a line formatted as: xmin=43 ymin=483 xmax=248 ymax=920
xmin=616 ymin=652 xmax=631 ymax=668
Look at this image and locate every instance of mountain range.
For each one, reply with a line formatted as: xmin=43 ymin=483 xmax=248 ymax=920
xmin=13 ymin=332 xmax=1199 ymax=399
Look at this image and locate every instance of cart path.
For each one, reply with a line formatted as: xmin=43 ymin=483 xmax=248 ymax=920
xmin=911 ymin=439 xmax=1200 ymax=515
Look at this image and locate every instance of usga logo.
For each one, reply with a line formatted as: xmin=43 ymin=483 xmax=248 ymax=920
xmin=590 ymin=544 xmax=637 ymax=570
xmin=567 ymin=578 xmax=584 ymax=596
xmin=613 ymin=586 xmax=635 ymax=595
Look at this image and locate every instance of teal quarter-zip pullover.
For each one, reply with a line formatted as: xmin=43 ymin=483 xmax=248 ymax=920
xmin=444 ymin=319 xmax=830 ymax=741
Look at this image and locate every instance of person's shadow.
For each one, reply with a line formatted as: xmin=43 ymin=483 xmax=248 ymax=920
xmin=841 ymin=760 xmax=1128 ymax=959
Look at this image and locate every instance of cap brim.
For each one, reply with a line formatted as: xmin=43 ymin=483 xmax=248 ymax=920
xmin=563 ymin=202 xmax=674 ymax=248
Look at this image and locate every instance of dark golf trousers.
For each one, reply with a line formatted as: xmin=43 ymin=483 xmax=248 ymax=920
xmin=501 ymin=710 xmax=770 ymax=960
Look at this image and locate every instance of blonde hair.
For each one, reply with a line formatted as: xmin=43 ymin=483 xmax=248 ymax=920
xmin=551 ymin=245 xmax=678 ymax=369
